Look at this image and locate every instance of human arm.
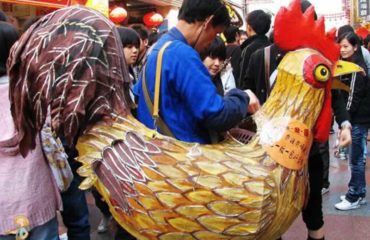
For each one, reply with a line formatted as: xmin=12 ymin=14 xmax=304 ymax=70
xmin=172 ymin=46 xmax=250 ymax=132
xmin=331 ymin=89 xmax=351 ymax=147
xmin=337 ymin=124 xmax=351 ymax=148
xmin=346 ymin=72 xmax=367 ymax=113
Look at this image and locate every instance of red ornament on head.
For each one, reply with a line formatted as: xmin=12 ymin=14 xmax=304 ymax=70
xmin=274 ymin=0 xmax=340 ymax=63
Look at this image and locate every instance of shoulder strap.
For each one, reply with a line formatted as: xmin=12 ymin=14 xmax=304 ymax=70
xmin=264 ymin=46 xmax=271 ymax=97
xmin=142 ymin=41 xmax=174 ymax=137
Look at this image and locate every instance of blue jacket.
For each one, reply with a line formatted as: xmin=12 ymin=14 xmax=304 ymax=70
xmin=133 ymin=27 xmax=249 ymax=143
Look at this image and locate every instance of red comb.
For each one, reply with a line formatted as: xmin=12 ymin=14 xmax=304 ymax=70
xmin=274 ymin=0 xmax=340 ymax=62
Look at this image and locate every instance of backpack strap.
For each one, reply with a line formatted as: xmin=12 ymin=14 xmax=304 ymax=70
xmin=264 ymin=46 xmax=271 ymax=97
xmin=142 ymin=41 xmax=174 ymax=137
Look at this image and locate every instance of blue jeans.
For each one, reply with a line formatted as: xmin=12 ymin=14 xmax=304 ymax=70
xmin=346 ymin=125 xmax=368 ymax=202
xmin=0 ymin=217 xmax=59 ymax=240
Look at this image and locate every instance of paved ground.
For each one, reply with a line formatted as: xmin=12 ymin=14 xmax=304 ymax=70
xmin=59 ymin=132 xmax=370 ymax=240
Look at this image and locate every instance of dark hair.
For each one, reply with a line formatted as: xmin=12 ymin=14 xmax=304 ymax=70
xmin=130 ymin=24 xmax=149 ymax=40
xmin=23 ymin=16 xmax=41 ymax=32
xmin=117 ymin=27 xmax=140 ymax=49
xmin=246 ymin=10 xmax=271 ymax=35
xmin=148 ymin=31 xmax=160 ymax=46
xmin=337 ymin=32 xmax=360 ymax=47
xmin=200 ymin=36 xmax=226 ymax=61
xmin=337 ymin=24 xmax=354 ymax=39
xmin=223 ymin=26 xmax=239 ymax=43
xmin=300 ymin=0 xmax=317 ymax=20
xmin=0 ymin=22 xmax=19 ymax=76
xmin=0 ymin=10 xmax=7 ymax=22
xmin=178 ymin=0 xmax=230 ymax=28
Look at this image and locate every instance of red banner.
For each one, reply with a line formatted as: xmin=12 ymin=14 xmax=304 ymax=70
xmin=0 ymin=0 xmax=71 ymax=8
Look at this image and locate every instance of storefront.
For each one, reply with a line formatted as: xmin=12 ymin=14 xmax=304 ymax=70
xmin=0 ymin=0 xmax=246 ymax=32
xmin=0 ymin=0 xmax=77 ymax=31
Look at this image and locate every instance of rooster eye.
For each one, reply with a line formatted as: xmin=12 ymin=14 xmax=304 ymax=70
xmin=314 ymin=65 xmax=330 ymax=82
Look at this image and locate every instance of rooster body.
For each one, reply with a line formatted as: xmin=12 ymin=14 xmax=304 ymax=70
xmin=76 ymin=48 xmax=328 ymax=239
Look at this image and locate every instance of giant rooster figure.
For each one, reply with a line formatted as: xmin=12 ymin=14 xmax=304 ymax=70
xmin=7 ymin=0 xmax=362 ymax=239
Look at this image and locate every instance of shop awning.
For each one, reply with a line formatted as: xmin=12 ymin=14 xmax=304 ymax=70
xmin=0 ymin=0 xmax=71 ymax=8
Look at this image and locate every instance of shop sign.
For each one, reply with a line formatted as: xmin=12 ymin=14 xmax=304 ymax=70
xmin=0 ymin=0 xmax=71 ymax=8
xmin=358 ymin=0 xmax=369 ymax=17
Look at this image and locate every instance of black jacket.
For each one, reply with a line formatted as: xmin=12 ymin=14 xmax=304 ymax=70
xmin=238 ymin=34 xmax=270 ymax=89
xmin=340 ymin=53 xmax=370 ymax=128
xmin=226 ymin=44 xmax=241 ymax=81
xmin=244 ymin=44 xmax=283 ymax=103
xmin=246 ymin=44 xmax=350 ymax=126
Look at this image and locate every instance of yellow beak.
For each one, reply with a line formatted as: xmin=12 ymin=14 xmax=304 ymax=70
xmin=332 ymin=60 xmax=365 ymax=92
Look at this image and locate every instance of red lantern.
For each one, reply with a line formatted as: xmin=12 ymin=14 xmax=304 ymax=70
xmin=143 ymin=12 xmax=164 ymax=27
xmin=109 ymin=7 xmax=127 ymax=24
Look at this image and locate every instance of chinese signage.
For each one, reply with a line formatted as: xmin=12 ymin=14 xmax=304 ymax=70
xmin=359 ymin=0 xmax=369 ymax=17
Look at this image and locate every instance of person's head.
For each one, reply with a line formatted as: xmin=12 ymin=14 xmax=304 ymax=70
xmin=178 ymin=0 xmax=230 ymax=52
xmin=223 ymin=25 xmax=240 ymax=44
xmin=239 ymin=29 xmax=247 ymax=45
xmin=0 ymin=22 xmax=19 ymax=77
xmin=0 ymin=10 xmax=8 ymax=22
xmin=23 ymin=16 xmax=41 ymax=33
xmin=200 ymin=36 xmax=226 ymax=77
xmin=337 ymin=24 xmax=354 ymax=39
xmin=337 ymin=32 xmax=360 ymax=60
xmin=148 ymin=31 xmax=160 ymax=47
xmin=117 ymin=27 xmax=140 ymax=65
xmin=130 ymin=24 xmax=149 ymax=56
xmin=300 ymin=0 xmax=317 ymax=20
xmin=246 ymin=10 xmax=271 ymax=37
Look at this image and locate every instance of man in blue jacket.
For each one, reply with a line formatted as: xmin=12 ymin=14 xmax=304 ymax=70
xmin=134 ymin=0 xmax=259 ymax=143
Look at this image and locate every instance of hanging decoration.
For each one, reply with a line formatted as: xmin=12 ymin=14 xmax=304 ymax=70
xmin=225 ymin=2 xmax=243 ymax=27
xmin=356 ymin=26 xmax=370 ymax=39
xmin=0 ymin=0 xmax=70 ymax=8
xmin=109 ymin=6 xmax=127 ymax=24
xmin=143 ymin=12 xmax=164 ymax=28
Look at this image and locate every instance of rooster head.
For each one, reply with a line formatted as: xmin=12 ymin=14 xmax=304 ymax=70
xmin=266 ymin=0 xmax=363 ymax=143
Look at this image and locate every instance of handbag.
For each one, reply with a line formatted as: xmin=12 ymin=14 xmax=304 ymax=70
xmin=40 ymin=125 xmax=73 ymax=192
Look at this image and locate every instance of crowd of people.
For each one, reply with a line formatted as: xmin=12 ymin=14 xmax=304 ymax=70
xmin=0 ymin=0 xmax=369 ymax=239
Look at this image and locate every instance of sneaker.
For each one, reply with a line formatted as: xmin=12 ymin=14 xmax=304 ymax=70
xmin=59 ymin=233 xmax=68 ymax=240
xmin=340 ymin=195 xmax=367 ymax=205
xmin=321 ymin=187 xmax=329 ymax=195
xmin=97 ymin=215 xmax=111 ymax=233
xmin=335 ymin=198 xmax=361 ymax=210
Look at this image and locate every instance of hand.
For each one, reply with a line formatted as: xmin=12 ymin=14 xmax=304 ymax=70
xmin=245 ymin=89 xmax=260 ymax=114
xmin=337 ymin=127 xmax=351 ymax=148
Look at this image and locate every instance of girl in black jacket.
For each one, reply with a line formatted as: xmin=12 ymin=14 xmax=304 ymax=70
xmin=335 ymin=32 xmax=370 ymax=211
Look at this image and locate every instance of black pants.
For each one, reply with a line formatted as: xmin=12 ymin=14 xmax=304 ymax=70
xmin=302 ymin=142 xmax=324 ymax=230
xmin=320 ymin=141 xmax=330 ymax=189
xmin=91 ymin=188 xmax=111 ymax=217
